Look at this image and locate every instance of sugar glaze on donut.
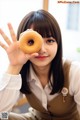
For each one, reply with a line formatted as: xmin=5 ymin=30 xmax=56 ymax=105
xmin=19 ymin=30 xmax=43 ymax=54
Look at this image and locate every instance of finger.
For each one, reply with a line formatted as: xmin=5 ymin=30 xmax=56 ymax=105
xmin=0 ymin=28 xmax=11 ymax=45
xmin=0 ymin=41 xmax=8 ymax=50
xmin=27 ymin=29 xmax=33 ymax=31
xmin=8 ymin=23 xmax=17 ymax=42
xmin=26 ymin=53 xmax=39 ymax=59
xmin=31 ymin=53 xmax=39 ymax=57
xmin=19 ymin=29 xmax=33 ymax=38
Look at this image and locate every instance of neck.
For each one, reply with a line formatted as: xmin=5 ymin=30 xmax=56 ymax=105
xmin=32 ymin=64 xmax=51 ymax=88
xmin=32 ymin=64 xmax=50 ymax=79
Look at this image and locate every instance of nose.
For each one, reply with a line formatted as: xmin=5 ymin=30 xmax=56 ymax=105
xmin=38 ymin=42 xmax=46 ymax=54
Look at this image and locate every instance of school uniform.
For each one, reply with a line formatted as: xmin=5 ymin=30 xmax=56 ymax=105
xmin=0 ymin=60 xmax=80 ymax=120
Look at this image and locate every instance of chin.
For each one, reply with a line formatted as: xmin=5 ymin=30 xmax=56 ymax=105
xmin=32 ymin=62 xmax=50 ymax=67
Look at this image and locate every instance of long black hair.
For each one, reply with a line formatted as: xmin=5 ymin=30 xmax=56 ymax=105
xmin=17 ymin=9 xmax=64 ymax=94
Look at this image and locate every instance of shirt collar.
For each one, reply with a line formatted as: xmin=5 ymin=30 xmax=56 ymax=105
xmin=29 ymin=64 xmax=39 ymax=82
xmin=29 ymin=64 xmax=53 ymax=89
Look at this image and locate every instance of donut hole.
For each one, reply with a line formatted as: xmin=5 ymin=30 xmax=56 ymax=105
xmin=27 ymin=39 xmax=34 ymax=46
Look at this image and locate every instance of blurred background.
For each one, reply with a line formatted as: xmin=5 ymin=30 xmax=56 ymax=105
xmin=0 ymin=0 xmax=80 ymax=113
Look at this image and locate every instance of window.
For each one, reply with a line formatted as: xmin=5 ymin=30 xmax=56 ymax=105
xmin=67 ymin=4 xmax=80 ymax=30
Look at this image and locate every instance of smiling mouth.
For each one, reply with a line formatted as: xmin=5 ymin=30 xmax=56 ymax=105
xmin=35 ymin=55 xmax=48 ymax=59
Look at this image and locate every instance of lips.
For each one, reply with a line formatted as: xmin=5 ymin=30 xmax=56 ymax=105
xmin=35 ymin=55 xmax=48 ymax=59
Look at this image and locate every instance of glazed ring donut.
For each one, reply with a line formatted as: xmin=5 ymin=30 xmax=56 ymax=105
xmin=19 ymin=30 xmax=43 ymax=54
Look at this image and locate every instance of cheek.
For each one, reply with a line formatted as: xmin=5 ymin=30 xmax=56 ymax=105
xmin=50 ymin=44 xmax=58 ymax=57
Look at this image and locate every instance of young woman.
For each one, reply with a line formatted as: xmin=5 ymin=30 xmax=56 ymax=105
xmin=0 ymin=9 xmax=80 ymax=120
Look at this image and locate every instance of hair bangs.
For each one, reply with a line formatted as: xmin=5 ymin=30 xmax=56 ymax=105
xmin=26 ymin=13 xmax=56 ymax=39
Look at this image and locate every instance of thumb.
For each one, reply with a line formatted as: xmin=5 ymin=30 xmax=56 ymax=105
xmin=26 ymin=53 xmax=39 ymax=60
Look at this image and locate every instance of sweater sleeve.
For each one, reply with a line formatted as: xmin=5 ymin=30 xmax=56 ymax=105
xmin=0 ymin=73 xmax=22 ymax=112
xmin=69 ymin=61 xmax=80 ymax=114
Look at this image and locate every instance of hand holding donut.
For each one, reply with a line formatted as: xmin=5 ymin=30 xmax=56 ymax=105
xmin=0 ymin=23 xmax=39 ymax=66
xmin=19 ymin=30 xmax=43 ymax=54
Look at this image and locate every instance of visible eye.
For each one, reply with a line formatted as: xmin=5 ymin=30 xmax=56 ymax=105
xmin=46 ymin=39 xmax=56 ymax=44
